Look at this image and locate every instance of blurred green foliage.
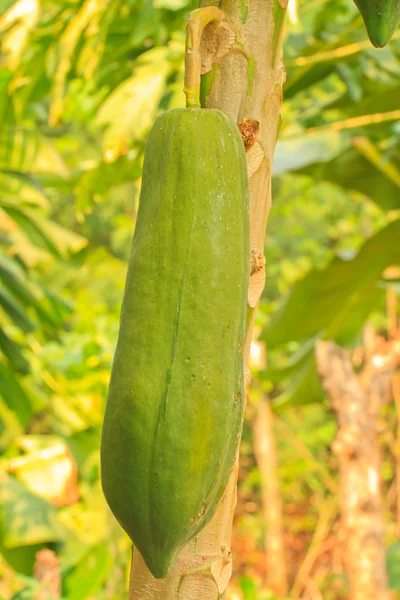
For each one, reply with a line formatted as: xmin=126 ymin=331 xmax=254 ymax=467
xmin=1 ymin=0 xmax=400 ymax=598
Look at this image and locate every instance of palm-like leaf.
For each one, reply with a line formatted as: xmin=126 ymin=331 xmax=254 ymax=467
xmin=0 ymin=122 xmax=85 ymax=419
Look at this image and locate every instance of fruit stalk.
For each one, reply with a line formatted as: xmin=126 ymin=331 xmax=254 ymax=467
xmin=184 ymin=7 xmax=224 ymax=107
xmin=129 ymin=0 xmax=288 ymax=597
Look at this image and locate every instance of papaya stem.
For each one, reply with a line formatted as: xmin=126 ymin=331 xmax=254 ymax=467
xmin=184 ymin=7 xmax=224 ymax=108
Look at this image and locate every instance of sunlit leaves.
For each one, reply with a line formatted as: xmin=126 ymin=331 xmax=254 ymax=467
xmin=96 ymin=47 xmax=176 ymax=162
xmin=266 ymin=218 xmax=400 ymax=347
xmin=300 ymin=136 xmax=400 ymax=210
xmin=62 ymin=544 xmax=112 ymax=600
xmin=0 ymin=364 xmax=33 ymax=427
xmin=49 ymin=0 xmax=111 ymax=127
xmin=0 ymin=473 xmax=60 ymax=548
xmin=273 ymin=129 xmax=348 ymax=175
xmin=261 ymin=219 xmax=400 ymax=409
xmin=0 ymin=0 xmax=39 ymax=70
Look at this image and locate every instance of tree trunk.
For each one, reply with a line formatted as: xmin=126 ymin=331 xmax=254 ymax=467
xmin=253 ymin=398 xmax=288 ymax=597
xmin=34 ymin=549 xmax=61 ymax=599
xmin=316 ymin=340 xmax=390 ymax=600
xmin=129 ymin=0 xmax=287 ymax=597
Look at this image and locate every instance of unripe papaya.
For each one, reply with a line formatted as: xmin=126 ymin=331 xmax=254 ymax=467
xmin=353 ymin=0 xmax=400 ymax=47
xmin=101 ymin=107 xmax=249 ymax=579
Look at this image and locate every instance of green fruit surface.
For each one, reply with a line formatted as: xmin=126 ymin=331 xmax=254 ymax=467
xmin=354 ymin=0 xmax=400 ymax=46
xmin=101 ymin=108 xmax=249 ymax=579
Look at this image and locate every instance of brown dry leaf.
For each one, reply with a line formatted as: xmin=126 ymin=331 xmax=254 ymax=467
xmin=8 ymin=442 xmax=79 ymax=507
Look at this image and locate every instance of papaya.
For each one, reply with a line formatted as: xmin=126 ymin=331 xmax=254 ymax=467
xmin=100 ymin=106 xmax=250 ymax=578
xmin=353 ymin=0 xmax=400 ymax=47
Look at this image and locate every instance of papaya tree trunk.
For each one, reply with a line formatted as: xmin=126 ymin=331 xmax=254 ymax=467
xmin=129 ymin=0 xmax=287 ymax=597
xmin=316 ymin=341 xmax=390 ymax=600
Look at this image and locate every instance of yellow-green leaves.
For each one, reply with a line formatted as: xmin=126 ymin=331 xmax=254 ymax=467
xmin=95 ymin=48 xmax=176 ymax=163
xmin=49 ymin=0 xmax=110 ymax=127
xmin=0 ymin=0 xmax=39 ymax=70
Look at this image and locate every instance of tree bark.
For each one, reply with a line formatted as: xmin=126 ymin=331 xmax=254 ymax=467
xmin=316 ymin=340 xmax=390 ymax=600
xmin=253 ymin=399 xmax=288 ymax=597
xmin=34 ymin=549 xmax=61 ymax=599
xmin=129 ymin=0 xmax=287 ymax=597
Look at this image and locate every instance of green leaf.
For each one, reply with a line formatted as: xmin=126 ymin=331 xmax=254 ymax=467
xmin=0 ymin=127 xmax=38 ymax=175
xmin=24 ymin=215 xmax=87 ymax=258
xmin=37 ymin=288 xmax=72 ymax=324
xmin=0 ymin=169 xmax=45 ymax=196
xmin=347 ymin=83 xmax=400 ymax=117
xmin=1 ymin=204 xmax=61 ymax=257
xmin=0 ymin=394 xmax=23 ymax=450
xmin=0 ymin=363 xmax=33 ymax=426
xmin=66 ymin=428 xmax=100 ymax=468
xmin=0 ymin=288 xmax=35 ymax=333
xmin=0 ymin=473 xmax=60 ymax=548
xmin=76 ymin=154 xmax=142 ymax=213
xmin=0 ymin=256 xmax=70 ymax=328
xmin=154 ymin=0 xmax=189 ymax=9
xmin=0 ymin=69 xmax=12 ymax=119
xmin=285 ymin=62 xmax=335 ymax=100
xmin=130 ymin=0 xmax=158 ymax=48
xmin=0 ymin=257 xmax=39 ymax=306
xmin=265 ymin=219 xmax=400 ymax=347
xmin=271 ymin=356 xmax=324 ymax=412
xmin=263 ymin=338 xmax=316 ymax=383
xmin=336 ymin=63 xmax=362 ymax=102
xmin=96 ymin=48 xmax=170 ymax=162
xmin=239 ymin=576 xmax=258 ymax=600
xmin=2 ymin=203 xmax=87 ymax=257
xmin=387 ymin=541 xmax=400 ymax=590
xmin=300 ymin=146 xmax=400 ymax=211
xmin=62 ymin=544 xmax=112 ymax=600
xmin=325 ymin=282 xmax=384 ymax=343
xmin=0 ymin=543 xmax=46 ymax=577
xmin=0 ymin=328 xmax=30 ymax=373
xmin=273 ymin=129 xmax=349 ymax=175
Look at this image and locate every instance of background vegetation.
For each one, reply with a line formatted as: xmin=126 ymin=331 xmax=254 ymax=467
xmin=0 ymin=0 xmax=400 ymax=598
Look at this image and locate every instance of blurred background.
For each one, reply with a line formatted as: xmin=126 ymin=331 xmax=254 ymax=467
xmin=1 ymin=0 xmax=400 ymax=598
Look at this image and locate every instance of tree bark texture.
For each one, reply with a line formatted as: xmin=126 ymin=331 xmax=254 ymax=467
xmin=316 ymin=340 xmax=390 ymax=600
xmin=253 ymin=399 xmax=288 ymax=597
xmin=129 ymin=0 xmax=287 ymax=598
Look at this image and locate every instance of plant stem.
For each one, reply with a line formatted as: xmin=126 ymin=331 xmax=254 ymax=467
xmin=184 ymin=7 xmax=224 ymax=108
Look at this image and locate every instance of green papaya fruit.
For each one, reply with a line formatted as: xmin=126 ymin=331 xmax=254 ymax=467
xmin=353 ymin=0 xmax=400 ymax=47
xmin=101 ymin=107 xmax=249 ymax=579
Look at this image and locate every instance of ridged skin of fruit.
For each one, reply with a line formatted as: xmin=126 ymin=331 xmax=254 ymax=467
xmin=101 ymin=108 xmax=249 ymax=579
xmin=354 ymin=0 xmax=400 ymax=47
